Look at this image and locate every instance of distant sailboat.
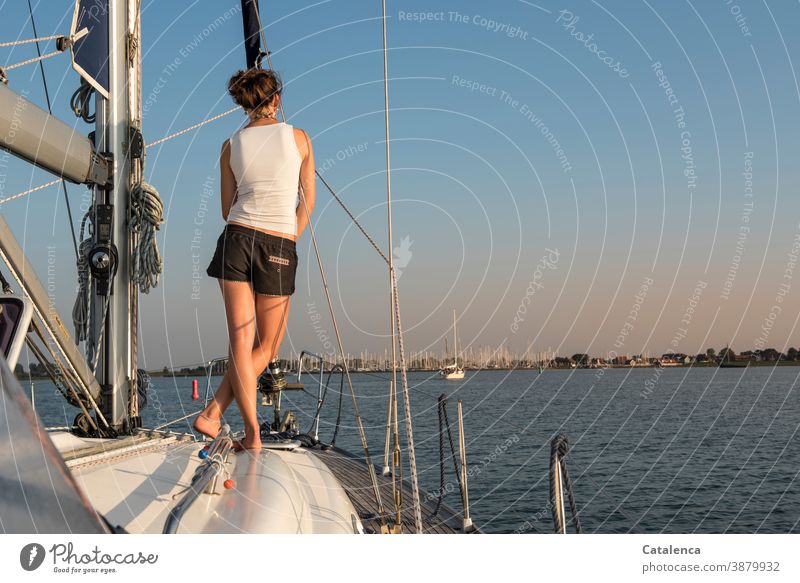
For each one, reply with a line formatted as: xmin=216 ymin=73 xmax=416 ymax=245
xmin=440 ymin=310 xmax=465 ymax=380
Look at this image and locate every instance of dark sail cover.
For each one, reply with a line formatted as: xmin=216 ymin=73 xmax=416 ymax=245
xmin=69 ymin=0 xmax=110 ymax=98
xmin=0 ymin=356 xmax=107 ymax=533
xmin=241 ymin=0 xmax=263 ymax=69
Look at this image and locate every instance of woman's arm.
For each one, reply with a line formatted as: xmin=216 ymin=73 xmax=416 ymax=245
xmin=219 ymin=139 xmax=236 ymax=221
xmin=294 ymin=128 xmax=316 ymax=237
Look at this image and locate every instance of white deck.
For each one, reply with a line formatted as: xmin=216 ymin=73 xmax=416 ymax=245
xmin=56 ymin=432 xmax=363 ymax=534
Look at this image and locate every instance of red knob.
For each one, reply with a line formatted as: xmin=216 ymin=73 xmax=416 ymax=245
xmin=223 ymin=479 xmax=235 ymax=490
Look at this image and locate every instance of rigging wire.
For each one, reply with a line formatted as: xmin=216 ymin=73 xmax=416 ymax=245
xmin=381 ymin=0 xmax=404 ymax=530
xmin=379 ymin=0 xmax=423 ymax=532
xmin=26 ymin=0 xmax=79 ymax=260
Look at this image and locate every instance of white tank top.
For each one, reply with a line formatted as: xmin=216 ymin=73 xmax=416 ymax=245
xmin=227 ymin=123 xmax=302 ymax=237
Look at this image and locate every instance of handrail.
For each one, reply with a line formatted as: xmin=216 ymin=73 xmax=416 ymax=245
xmin=163 ymin=424 xmax=233 ymax=534
xmin=297 ymin=351 xmax=348 ymax=442
xmin=456 ymin=400 xmax=474 ymax=533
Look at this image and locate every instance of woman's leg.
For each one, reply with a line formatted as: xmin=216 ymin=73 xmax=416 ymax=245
xmin=253 ymin=293 xmax=291 ymax=372
xmin=217 ymin=280 xmax=260 ymax=448
xmin=194 ymin=290 xmax=290 ymax=439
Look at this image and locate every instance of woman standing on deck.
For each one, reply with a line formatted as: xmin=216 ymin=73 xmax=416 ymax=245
xmin=195 ymin=68 xmax=315 ymax=450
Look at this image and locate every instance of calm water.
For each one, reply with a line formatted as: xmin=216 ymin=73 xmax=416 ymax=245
xmin=29 ymin=367 xmax=800 ymax=533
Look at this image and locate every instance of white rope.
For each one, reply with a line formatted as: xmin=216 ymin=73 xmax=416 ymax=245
xmin=0 ymin=34 xmax=62 ymax=48
xmin=148 ymin=106 xmax=240 ymax=147
xmin=380 ymin=0 xmax=423 ymax=533
xmin=3 ymin=49 xmax=63 ymax=71
xmin=0 ymin=178 xmax=61 ymax=205
xmin=130 ymin=181 xmax=163 ymax=293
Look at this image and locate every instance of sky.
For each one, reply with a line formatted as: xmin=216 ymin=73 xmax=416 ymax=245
xmin=1 ymin=0 xmax=800 ymax=370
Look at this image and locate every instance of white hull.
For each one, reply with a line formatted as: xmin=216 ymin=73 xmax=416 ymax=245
xmin=53 ymin=431 xmax=363 ymax=534
xmin=440 ymin=369 xmax=465 ymax=380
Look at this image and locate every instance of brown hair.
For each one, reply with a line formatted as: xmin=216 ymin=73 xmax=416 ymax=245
xmin=227 ymin=68 xmax=282 ymax=112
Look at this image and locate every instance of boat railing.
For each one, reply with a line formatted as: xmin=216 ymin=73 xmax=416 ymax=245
xmin=297 ymin=350 xmax=345 ymax=442
xmin=162 ymin=424 xmax=233 ymax=534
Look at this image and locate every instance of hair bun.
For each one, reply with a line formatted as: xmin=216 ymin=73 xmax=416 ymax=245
xmin=227 ymin=68 xmax=282 ymax=112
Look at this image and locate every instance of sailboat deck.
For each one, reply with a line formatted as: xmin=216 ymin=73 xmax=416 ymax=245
xmin=315 ymin=447 xmax=472 ymax=534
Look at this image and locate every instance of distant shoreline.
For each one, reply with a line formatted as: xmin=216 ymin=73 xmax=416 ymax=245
xmin=17 ymin=360 xmax=793 ymax=381
xmin=145 ymin=360 xmax=797 ymax=377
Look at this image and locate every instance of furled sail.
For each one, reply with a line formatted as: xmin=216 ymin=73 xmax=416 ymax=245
xmin=241 ymin=0 xmax=263 ymax=69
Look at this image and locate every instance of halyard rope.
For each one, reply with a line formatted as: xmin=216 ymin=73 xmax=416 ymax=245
xmin=0 ymin=179 xmax=61 ymax=205
xmin=0 ymin=34 xmax=63 ymax=47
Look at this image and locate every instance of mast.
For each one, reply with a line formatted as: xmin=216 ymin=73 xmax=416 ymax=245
xmin=452 ymin=309 xmax=458 ymax=368
xmin=90 ymin=0 xmax=138 ymax=431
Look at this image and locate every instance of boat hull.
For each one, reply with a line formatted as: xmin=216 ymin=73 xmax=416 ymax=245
xmin=58 ymin=432 xmax=363 ymax=534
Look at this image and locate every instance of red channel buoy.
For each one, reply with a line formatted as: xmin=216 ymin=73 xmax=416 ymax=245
xmin=191 ymin=379 xmax=199 ymax=400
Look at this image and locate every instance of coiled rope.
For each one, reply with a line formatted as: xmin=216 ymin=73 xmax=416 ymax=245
xmin=72 ymin=214 xmax=93 ymax=346
xmin=549 ymin=434 xmax=582 ymax=534
xmin=70 ymin=79 xmax=96 ymax=124
xmin=136 ymin=368 xmax=150 ymax=410
xmin=130 ymin=181 xmax=163 ymax=293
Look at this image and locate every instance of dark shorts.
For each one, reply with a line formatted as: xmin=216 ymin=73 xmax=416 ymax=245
xmin=206 ymin=224 xmax=297 ymax=296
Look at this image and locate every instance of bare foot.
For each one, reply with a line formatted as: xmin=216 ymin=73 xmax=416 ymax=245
xmin=235 ymin=436 xmax=262 ymax=452
xmin=193 ymin=413 xmax=221 ymax=439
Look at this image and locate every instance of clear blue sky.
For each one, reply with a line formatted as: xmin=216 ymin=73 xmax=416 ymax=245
xmin=1 ymin=0 xmax=799 ymax=369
